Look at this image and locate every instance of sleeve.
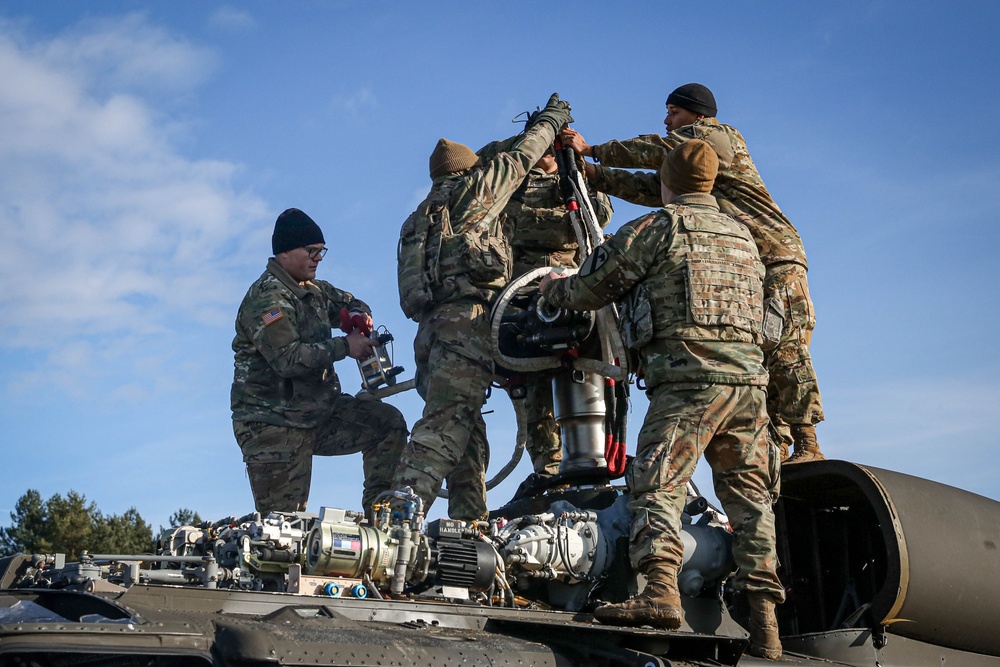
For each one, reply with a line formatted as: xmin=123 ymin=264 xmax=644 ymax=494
xmin=476 ymin=133 xmax=521 ymax=159
xmin=238 ymin=290 xmax=346 ymax=379
xmin=451 ymin=120 xmax=558 ymax=235
xmin=317 ymin=281 xmax=371 ymax=319
xmin=592 ymin=134 xmax=675 ymax=169
xmin=591 ymin=165 xmax=663 ymax=208
xmin=543 ymin=213 xmax=661 ymax=311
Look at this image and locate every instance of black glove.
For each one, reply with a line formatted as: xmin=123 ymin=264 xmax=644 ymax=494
xmin=527 ymin=93 xmax=573 ymax=133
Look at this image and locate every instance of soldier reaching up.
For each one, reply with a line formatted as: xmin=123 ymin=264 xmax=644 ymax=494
xmin=563 ymin=83 xmax=825 ymax=464
xmin=393 ymin=94 xmax=573 ymax=520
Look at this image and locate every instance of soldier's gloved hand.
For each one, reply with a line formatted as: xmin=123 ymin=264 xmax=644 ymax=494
xmin=527 ymin=93 xmax=573 ymax=134
xmin=351 ymin=312 xmax=373 ymax=335
xmin=339 ymin=308 xmax=373 ymax=335
xmin=345 ymin=329 xmax=377 ymax=361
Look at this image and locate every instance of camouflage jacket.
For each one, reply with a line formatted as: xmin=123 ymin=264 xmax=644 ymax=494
xmin=231 ymin=258 xmax=370 ymax=428
xmin=476 ymin=138 xmax=613 ymax=270
xmin=504 ymin=167 xmax=612 ymax=273
xmin=590 ymin=117 xmax=807 ymax=268
xmin=411 ymin=120 xmax=561 ymax=308
xmin=543 ymin=193 xmax=767 ymax=389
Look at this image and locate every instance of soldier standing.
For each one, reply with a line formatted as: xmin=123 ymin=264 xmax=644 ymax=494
xmin=474 ymin=138 xmax=613 ymax=475
xmin=231 ymin=208 xmax=408 ymax=516
xmin=562 ymin=83 xmax=825 ymax=463
xmin=392 ymin=94 xmax=573 ymax=520
xmin=540 ymin=140 xmax=784 ymax=660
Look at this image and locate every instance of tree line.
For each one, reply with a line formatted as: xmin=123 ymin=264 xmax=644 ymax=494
xmin=0 ymin=489 xmax=201 ymax=559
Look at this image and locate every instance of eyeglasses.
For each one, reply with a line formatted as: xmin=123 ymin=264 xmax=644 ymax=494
xmin=305 ymin=246 xmax=328 ymax=260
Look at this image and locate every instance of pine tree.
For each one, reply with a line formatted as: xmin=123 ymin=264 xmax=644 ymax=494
xmin=0 ymin=490 xmax=155 ymax=558
xmin=167 ymin=508 xmax=204 ymax=528
xmin=0 ymin=490 xmax=49 ymax=555
xmin=45 ymin=491 xmax=97 ymax=558
xmin=93 ymin=508 xmax=155 ymax=554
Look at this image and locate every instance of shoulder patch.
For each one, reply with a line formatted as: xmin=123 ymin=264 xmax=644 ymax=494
xmin=261 ymin=307 xmax=284 ymax=326
xmin=676 ymin=125 xmax=699 ymax=139
xmin=581 ymin=245 xmax=612 ymax=277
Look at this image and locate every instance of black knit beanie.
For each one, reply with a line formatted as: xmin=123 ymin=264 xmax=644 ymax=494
xmin=666 ymin=83 xmax=717 ymax=118
xmin=272 ymin=208 xmax=325 ymax=255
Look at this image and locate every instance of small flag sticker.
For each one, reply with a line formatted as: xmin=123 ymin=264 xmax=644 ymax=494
xmin=262 ymin=307 xmax=284 ymax=326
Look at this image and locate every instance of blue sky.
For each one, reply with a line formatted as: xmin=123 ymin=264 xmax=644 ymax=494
xmin=2 ymin=2 xmax=998 ymax=533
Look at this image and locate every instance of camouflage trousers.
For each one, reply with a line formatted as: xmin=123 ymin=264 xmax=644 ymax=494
xmin=764 ymin=262 xmax=824 ymax=448
xmin=234 ymin=394 xmax=408 ymax=515
xmin=628 ymin=382 xmax=784 ymax=600
xmin=524 ymin=375 xmax=561 ymax=474
xmin=391 ymin=299 xmax=494 ymax=521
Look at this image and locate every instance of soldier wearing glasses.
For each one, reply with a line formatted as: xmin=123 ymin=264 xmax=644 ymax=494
xmin=231 ymin=208 xmax=408 ymax=516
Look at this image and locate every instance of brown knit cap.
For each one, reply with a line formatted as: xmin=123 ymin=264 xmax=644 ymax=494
xmin=660 ymin=139 xmax=719 ymax=195
xmin=429 ymin=138 xmax=479 ymax=179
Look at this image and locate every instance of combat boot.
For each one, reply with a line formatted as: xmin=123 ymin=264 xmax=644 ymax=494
xmin=593 ymin=561 xmax=682 ymax=630
xmin=785 ymin=424 xmax=825 ymax=464
xmin=746 ymin=592 xmax=782 ymax=660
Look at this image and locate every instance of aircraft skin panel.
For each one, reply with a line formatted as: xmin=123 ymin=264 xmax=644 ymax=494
xmin=782 ymin=628 xmax=1000 ymax=667
xmin=778 ymin=461 xmax=1000 ymax=658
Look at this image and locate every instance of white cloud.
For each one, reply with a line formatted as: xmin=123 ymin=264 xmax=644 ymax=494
xmin=0 ymin=16 xmax=268 ymax=399
xmin=40 ymin=13 xmax=216 ymax=94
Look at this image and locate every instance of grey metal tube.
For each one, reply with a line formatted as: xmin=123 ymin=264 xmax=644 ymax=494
xmin=552 ymin=371 xmax=607 ymax=471
xmin=781 ymin=461 xmax=1000 ymax=657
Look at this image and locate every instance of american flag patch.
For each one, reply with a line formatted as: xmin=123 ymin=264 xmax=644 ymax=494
xmin=261 ymin=307 xmax=284 ymax=326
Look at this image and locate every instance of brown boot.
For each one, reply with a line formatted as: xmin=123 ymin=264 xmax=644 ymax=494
xmin=785 ymin=424 xmax=825 ymax=464
xmin=593 ymin=561 xmax=682 ymax=630
xmin=747 ymin=593 xmax=782 ymax=660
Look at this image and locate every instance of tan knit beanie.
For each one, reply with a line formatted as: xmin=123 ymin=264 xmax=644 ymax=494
xmin=429 ymin=138 xmax=479 ymax=179
xmin=660 ymin=139 xmax=718 ymax=195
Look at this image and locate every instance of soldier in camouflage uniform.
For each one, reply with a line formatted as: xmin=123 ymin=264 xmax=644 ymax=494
xmin=473 ymin=139 xmax=613 ymax=475
xmin=562 ymin=83 xmax=825 ymax=464
xmin=232 ymin=208 xmax=408 ymax=517
xmin=540 ymin=140 xmax=784 ymax=660
xmin=392 ymin=94 xmax=573 ymax=520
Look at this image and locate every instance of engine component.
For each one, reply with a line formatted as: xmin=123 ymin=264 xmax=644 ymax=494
xmin=305 ymin=507 xmax=401 ymax=583
xmin=499 ymin=510 xmax=608 ymax=583
xmin=678 ymin=518 xmax=734 ymax=596
xmin=553 ymin=371 xmax=607 ymax=472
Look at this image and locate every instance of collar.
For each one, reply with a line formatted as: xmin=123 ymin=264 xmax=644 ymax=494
xmin=670 ymin=192 xmax=720 ymax=209
xmin=267 ymin=257 xmax=315 ymax=298
xmin=528 ymin=164 xmax=557 ymax=178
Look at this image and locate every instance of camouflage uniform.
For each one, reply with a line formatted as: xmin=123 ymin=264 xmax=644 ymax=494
xmin=589 ymin=119 xmax=824 ymax=452
xmin=232 ymin=258 xmax=408 ymax=514
xmin=472 ymin=142 xmax=614 ymax=475
xmin=393 ymin=114 xmax=565 ymax=520
xmin=542 ymin=193 xmax=784 ymax=600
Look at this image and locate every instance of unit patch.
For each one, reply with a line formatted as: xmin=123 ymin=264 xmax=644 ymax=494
xmin=581 ymin=245 xmax=611 ymax=277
